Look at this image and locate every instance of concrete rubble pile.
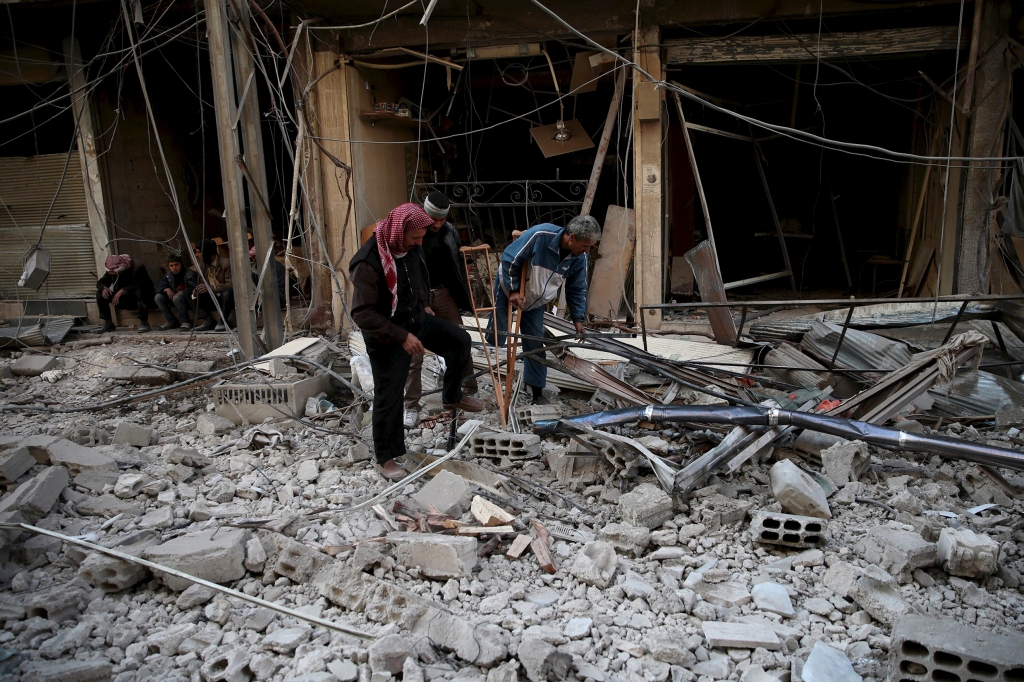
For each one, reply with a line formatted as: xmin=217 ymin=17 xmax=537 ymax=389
xmin=0 ymin=323 xmax=1022 ymax=682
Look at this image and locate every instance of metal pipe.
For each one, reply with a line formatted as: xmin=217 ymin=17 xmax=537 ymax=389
xmin=637 ymin=293 xmax=1024 ymax=311
xmin=827 ymin=304 xmax=855 ymax=374
xmin=534 ymin=405 xmax=1024 ymax=471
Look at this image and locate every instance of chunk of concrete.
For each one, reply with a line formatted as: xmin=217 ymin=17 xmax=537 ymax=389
xmin=112 ymin=422 xmax=153 ymax=448
xmin=72 ymin=468 xmax=120 ymax=494
xmin=569 ymin=541 xmax=618 ymax=588
xmin=137 ymin=505 xmax=174 ymax=529
xmin=20 ymin=660 xmax=113 ymax=682
xmin=0 ymin=446 xmax=35 ymax=484
xmin=644 ymin=633 xmax=696 ymax=666
xmin=802 ymin=641 xmax=862 ymax=682
xmin=597 ymin=523 xmax=650 ymax=556
xmin=518 ymin=637 xmax=572 ymax=682
xmin=257 ymin=531 xmax=329 ymax=583
xmin=347 ymin=443 xmax=371 ymax=464
xmin=201 ymin=645 xmax=252 ymax=682
xmin=45 ymin=439 xmax=117 ymax=476
xmin=142 ymin=527 xmax=250 ymax=591
xmin=751 ymin=582 xmax=795 ymax=618
xmin=368 ymin=634 xmax=412 ymax=674
xmin=618 ymin=482 xmax=673 ymax=529
xmin=702 ymin=622 xmax=780 ymax=650
xmin=388 ymin=531 xmax=477 ymax=579
xmin=820 ymin=439 xmax=870 ymax=485
xmin=936 ymin=527 xmax=999 ymax=578
xmin=26 ymin=584 xmax=87 ymax=622
xmin=0 ymin=465 xmax=69 ymax=522
xmin=856 ymin=526 xmax=937 ymax=582
xmin=412 ymin=469 xmax=469 ymax=515
xmin=696 ymin=581 xmax=752 ymax=608
xmin=848 ymin=575 xmax=908 ymax=625
xmin=769 ymin=459 xmax=831 ymax=519
xmin=78 ymin=552 xmax=149 ymax=592
xmin=11 ymin=353 xmax=58 ymax=377
xmin=102 ymin=365 xmax=173 ymax=385
xmin=114 ymin=472 xmax=151 ymax=498
xmin=263 ymin=626 xmax=311 ymax=653
xmin=197 ymin=413 xmax=236 ymax=436
xmin=890 ymin=613 xmax=1024 ymax=681
xmin=75 ymin=493 xmax=142 ymax=518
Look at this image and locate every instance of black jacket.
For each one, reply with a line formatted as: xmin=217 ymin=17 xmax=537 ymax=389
xmin=349 ymin=238 xmax=430 ymax=345
xmin=424 ymin=222 xmax=472 ymax=311
xmin=156 ymin=268 xmax=198 ymax=295
xmin=98 ymin=264 xmax=155 ymax=302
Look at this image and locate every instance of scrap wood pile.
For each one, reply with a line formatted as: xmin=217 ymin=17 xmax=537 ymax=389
xmin=0 ymin=302 xmax=1023 ymax=682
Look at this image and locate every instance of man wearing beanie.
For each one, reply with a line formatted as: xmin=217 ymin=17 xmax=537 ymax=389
xmin=402 ymin=191 xmax=479 ymax=429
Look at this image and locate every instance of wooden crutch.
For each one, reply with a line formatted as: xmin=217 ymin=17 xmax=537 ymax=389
xmin=460 ymin=245 xmax=509 ymax=428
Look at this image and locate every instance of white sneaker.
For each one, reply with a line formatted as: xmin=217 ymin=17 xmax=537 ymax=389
xmin=403 ymin=408 xmax=420 ymax=429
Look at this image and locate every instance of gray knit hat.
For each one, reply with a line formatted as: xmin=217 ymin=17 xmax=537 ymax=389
xmin=423 ymin=191 xmax=451 ymax=219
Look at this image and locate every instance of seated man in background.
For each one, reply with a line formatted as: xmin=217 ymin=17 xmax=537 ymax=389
xmin=193 ymin=239 xmax=234 ymax=332
xmin=97 ymin=254 xmax=156 ymax=334
xmin=154 ymin=254 xmax=198 ymax=331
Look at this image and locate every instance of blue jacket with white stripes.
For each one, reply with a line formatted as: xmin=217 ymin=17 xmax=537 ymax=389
xmin=497 ymin=223 xmax=588 ymax=322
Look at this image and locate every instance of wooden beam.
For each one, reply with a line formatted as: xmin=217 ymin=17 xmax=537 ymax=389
xmin=665 ymin=26 xmax=963 ymax=64
xmin=633 ymin=25 xmax=663 ymax=331
xmin=62 ymin=37 xmax=110 ymax=279
xmin=231 ymin=0 xmax=284 ymax=350
xmin=204 ymin=0 xmax=257 ymax=357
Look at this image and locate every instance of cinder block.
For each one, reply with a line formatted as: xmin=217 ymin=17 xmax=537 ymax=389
xmin=112 ymin=422 xmax=153 ymax=447
xmin=78 ymin=552 xmax=149 ymax=592
xmin=257 ymin=531 xmax=329 ymax=583
xmin=515 ymin=404 xmax=562 ymax=426
xmin=618 ymin=482 xmax=673 ymax=529
xmin=890 ymin=613 xmax=1024 ymax=681
xmin=0 ymin=446 xmax=35 ymax=484
xmin=11 ymin=353 xmax=58 ymax=377
xmin=936 ymin=527 xmax=999 ymax=578
xmin=0 ymin=465 xmax=70 ymax=522
xmin=388 ymin=531 xmax=478 ymax=579
xmin=750 ymin=510 xmax=828 ymax=549
xmin=26 ymin=584 xmax=86 ymax=622
xmin=470 ymin=430 xmax=541 ymax=459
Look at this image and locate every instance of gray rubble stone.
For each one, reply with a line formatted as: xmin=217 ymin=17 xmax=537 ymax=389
xmin=19 ymin=660 xmax=113 ymax=682
xmin=388 ymin=531 xmax=478 ymax=579
xmin=112 ymin=422 xmax=153 ymax=447
xmin=645 ymin=633 xmax=696 ymax=666
xmin=802 ymin=641 xmax=861 ymax=682
xmin=197 ymin=413 xmax=236 ymax=436
xmin=518 ymin=637 xmax=572 ymax=682
xmin=114 ymin=472 xmax=151 ymax=498
xmin=102 ymin=364 xmax=173 ymax=385
xmin=0 ymin=465 xmax=69 ymax=522
xmin=45 ymin=439 xmax=117 ymax=475
xmin=297 ymin=458 xmax=320 ymax=482
xmin=146 ymin=622 xmax=197 ymax=655
xmin=412 ymin=469 xmax=469 ymax=515
xmin=751 ymin=582 xmax=795 ymax=617
xmin=72 ymin=468 xmax=119 ymax=493
xmin=414 ymin=607 xmax=509 ymax=667
xmin=176 ymin=583 xmax=216 ymax=609
xmin=78 ymin=552 xmax=149 ymax=592
xmin=263 ymin=626 xmax=311 ymax=654
xmin=0 ymin=446 xmax=34 ymax=484
xmin=820 ymin=439 xmax=869 ymax=485
xmin=245 ymin=536 xmax=267 ymax=572
xmin=137 ymin=505 xmax=174 ymax=529
xmin=598 ymin=522 xmax=651 ymax=556
xmin=142 ymin=527 xmax=250 ymax=590
xmin=936 ymin=527 xmax=999 ymax=578
xmin=201 ymin=645 xmax=253 ymax=682
xmin=856 ymin=526 xmax=937 ymax=582
xmin=769 ymin=459 xmax=831 ymax=519
xmin=18 ymin=434 xmax=60 ymax=462
xmin=39 ymin=620 xmax=96 ymax=659
xmin=848 ymin=575 xmax=908 ymax=625
xmin=702 ymin=622 xmax=780 ymax=650
xmin=348 ymin=443 xmax=371 ymax=463
xmin=258 ymin=531 xmax=329 ymax=583
xmin=618 ymin=483 xmax=673 ymax=529
xmin=328 ymin=660 xmax=360 ymax=682
xmin=402 ymin=657 xmax=425 ymax=682
xmin=569 ymin=541 xmax=618 ymax=588
xmin=25 ymin=584 xmax=86 ymax=622
xmin=75 ymin=493 xmax=142 ymax=518
xmin=11 ymin=353 xmax=57 ymax=376
xmin=368 ymin=634 xmax=413 ymax=674
xmin=563 ymin=617 xmax=592 ymax=640
xmin=696 ymin=580 xmax=751 ymax=608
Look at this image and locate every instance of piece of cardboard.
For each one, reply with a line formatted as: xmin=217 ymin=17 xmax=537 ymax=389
xmin=530 ymin=119 xmax=595 ymax=158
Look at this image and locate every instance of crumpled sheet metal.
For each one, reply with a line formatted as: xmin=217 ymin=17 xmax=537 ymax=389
xmin=557 ymin=420 xmax=676 ymax=491
xmin=928 ymin=370 xmax=1024 ymax=418
xmin=817 ymin=301 xmax=993 ymax=328
xmin=801 ymin=320 xmax=913 ymax=382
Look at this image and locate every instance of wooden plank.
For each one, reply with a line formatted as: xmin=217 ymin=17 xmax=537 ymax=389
xmin=586 ymin=205 xmax=635 ymax=320
xmin=505 ymin=534 xmax=532 ymax=559
xmin=665 ymin=26 xmax=962 ymax=64
xmin=581 ymin=70 xmax=626 ymax=215
xmin=530 ymin=520 xmax=556 ymax=574
xmin=684 ymin=240 xmax=737 ymax=345
xmin=457 ymin=525 xmax=514 ymax=535
xmin=633 ymin=26 xmax=663 ymax=331
xmin=62 ymin=38 xmax=111 ymax=283
xmin=470 ymin=496 xmax=516 ymax=526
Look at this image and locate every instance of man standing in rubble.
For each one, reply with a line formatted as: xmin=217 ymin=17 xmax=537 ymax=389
xmin=350 ymin=203 xmax=484 ymax=481
xmin=490 ymin=215 xmax=600 ymax=404
xmin=402 ymin=191 xmax=478 ymax=429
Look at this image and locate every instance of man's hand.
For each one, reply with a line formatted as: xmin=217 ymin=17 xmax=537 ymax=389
xmin=163 ymin=288 xmax=175 ymax=299
xmin=402 ymin=333 xmax=424 ymax=355
xmin=101 ymin=287 xmax=112 ymax=300
xmin=112 ymin=290 xmax=124 ymax=305
xmin=574 ymin=321 xmax=586 ymax=338
xmin=196 ymin=283 xmax=208 ymax=295
xmin=509 ymin=292 xmax=524 ymax=309
xmin=424 ymin=306 xmax=435 ymax=316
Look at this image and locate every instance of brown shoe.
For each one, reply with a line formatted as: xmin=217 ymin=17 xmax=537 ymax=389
xmin=375 ymin=458 xmax=407 ymax=481
xmin=444 ymin=395 xmax=485 ymax=412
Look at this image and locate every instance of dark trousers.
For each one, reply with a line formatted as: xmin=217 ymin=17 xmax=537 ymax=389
xmin=97 ymin=290 xmax=149 ymax=324
xmin=405 ymin=288 xmax=478 ymax=408
xmin=487 ymin=279 xmax=548 ymax=389
xmin=367 ymin=314 xmax=471 ymax=464
xmin=155 ymin=292 xmax=193 ymax=325
xmin=196 ymin=289 xmax=234 ymax=322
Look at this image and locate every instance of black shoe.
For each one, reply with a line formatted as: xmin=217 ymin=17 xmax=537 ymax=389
xmin=158 ymin=321 xmax=180 ymax=331
xmin=195 ymin=319 xmax=216 ymax=331
xmin=137 ymin=323 xmax=151 ymax=333
xmin=532 ymin=394 xmax=551 ymax=406
xmin=100 ymin=320 xmax=116 ymax=333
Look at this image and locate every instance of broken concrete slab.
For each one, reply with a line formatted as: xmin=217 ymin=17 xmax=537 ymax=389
xmin=19 ymin=659 xmax=113 ymax=682
xmin=101 ymin=364 xmax=173 ymax=385
xmin=18 ymin=434 xmax=60 ymax=463
xmin=569 ymin=541 xmax=618 ymax=588
xmin=0 ymin=446 xmax=35 ymax=484
xmin=750 ymin=582 xmax=795 ymax=618
xmin=78 ymin=552 xmax=149 ymax=592
xmin=820 ymin=439 xmax=869 ymax=485
xmin=770 ymin=459 xmax=831 ymax=519
xmin=197 ymin=413 xmax=235 ymax=436
xmin=802 ymin=641 xmax=861 ymax=682
xmin=517 ymin=637 xmax=572 ymax=682
xmin=936 ymin=527 xmax=999 ymax=578
xmin=618 ymin=482 xmax=673 ymax=529
xmin=388 ymin=531 xmax=477 ymax=579
xmin=75 ymin=493 xmax=143 ymax=518
xmin=701 ymin=622 xmax=780 ymax=650
xmin=45 ymin=439 xmax=117 ymax=476
xmin=0 ymin=465 xmax=69 ymax=522
xmin=696 ymin=580 xmax=752 ymax=608
xmin=142 ymin=527 xmax=250 ymax=591
xmin=112 ymin=422 xmax=153 ymax=448
xmin=257 ymin=530 xmax=330 ymax=583
xmin=412 ymin=469 xmax=469 ymax=515
xmin=368 ymin=634 xmax=412 ymax=674
xmin=848 ymin=574 xmax=909 ymax=625
xmin=597 ymin=523 xmax=650 ymax=556
xmin=856 ymin=526 xmax=937 ymax=582
xmin=11 ymin=353 xmax=58 ymax=377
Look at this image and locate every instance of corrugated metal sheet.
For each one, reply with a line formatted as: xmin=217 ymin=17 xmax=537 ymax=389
xmin=801 ymin=320 xmax=912 ymax=383
xmin=0 ymin=155 xmax=89 ymax=229
xmin=0 ymin=225 xmax=98 ymax=300
xmin=818 ymin=302 xmax=994 ymax=328
xmin=928 ymin=370 xmax=1024 ymax=418
xmin=749 ymin=319 xmax=813 ymax=342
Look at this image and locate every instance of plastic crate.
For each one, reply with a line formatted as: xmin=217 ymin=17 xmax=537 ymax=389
xmin=212 ymin=373 xmax=329 ymax=425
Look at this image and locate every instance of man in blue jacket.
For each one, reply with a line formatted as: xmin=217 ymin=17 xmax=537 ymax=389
xmin=490 ymin=215 xmax=601 ymax=404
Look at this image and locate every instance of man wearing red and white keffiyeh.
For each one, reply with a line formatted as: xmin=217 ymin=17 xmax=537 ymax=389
xmin=349 ymin=203 xmax=484 ymax=481
xmin=97 ymin=253 xmax=156 ymax=334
